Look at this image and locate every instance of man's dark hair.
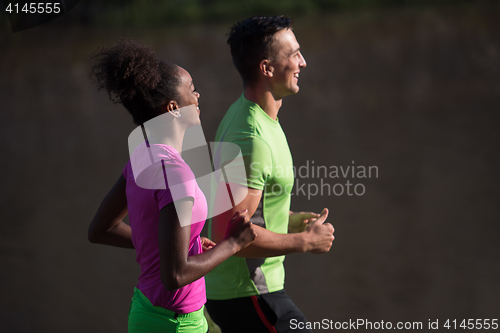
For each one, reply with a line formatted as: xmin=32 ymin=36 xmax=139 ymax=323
xmin=227 ymin=16 xmax=292 ymax=86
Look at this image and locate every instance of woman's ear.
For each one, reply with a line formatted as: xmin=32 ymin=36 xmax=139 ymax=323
xmin=260 ymin=59 xmax=274 ymax=78
xmin=160 ymin=101 xmax=178 ymax=114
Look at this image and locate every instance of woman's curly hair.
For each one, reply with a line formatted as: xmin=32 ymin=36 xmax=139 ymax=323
xmin=91 ymin=38 xmax=180 ymax=125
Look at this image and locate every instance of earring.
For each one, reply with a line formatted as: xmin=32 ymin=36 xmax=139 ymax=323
xmin=170 ymin=109 xmax=181 ymax=118
xmin=174 ymin=107 xmax=182 ymax=118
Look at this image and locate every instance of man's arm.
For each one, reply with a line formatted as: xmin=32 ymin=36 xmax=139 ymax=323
xmin=210 ymin=183 xmax=334 ymax=258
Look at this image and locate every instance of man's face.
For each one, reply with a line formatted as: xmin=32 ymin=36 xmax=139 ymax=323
xmin=268 ymin=29 xmax=307 ymax=99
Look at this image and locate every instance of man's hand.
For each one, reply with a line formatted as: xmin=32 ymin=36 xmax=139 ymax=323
xmin=288 ymin=211 xmax=320 ymax=233
xmin=303 ymin=208 xmax=335 ymax=254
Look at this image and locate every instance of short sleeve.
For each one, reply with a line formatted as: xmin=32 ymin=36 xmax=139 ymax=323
xmin=220 ymin=137 xmax=272 ymax=190
xmin=154 ymin=159 xmax=197 ymax=211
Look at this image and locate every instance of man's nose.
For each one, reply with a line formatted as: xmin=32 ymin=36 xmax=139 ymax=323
xmin=299 ymin=52 xmax=307 ymax=68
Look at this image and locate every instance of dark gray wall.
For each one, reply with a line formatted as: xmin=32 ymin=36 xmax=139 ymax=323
xmin=1 ymin=3 xmax=499 ymax=332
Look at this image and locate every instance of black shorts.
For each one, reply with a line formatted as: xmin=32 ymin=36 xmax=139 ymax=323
xmin=206 ymin=290 xmax=312 ymax=333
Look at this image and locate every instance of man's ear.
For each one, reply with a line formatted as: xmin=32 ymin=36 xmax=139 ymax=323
xmin=259 ymin=59 xmax=274 ymax=78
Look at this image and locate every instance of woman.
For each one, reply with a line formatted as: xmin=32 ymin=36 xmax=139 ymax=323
xmin=88 ymin=39 xmax=256 ymax=333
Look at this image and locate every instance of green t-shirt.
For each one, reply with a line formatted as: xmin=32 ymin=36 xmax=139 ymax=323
xmin=206 ymin=94 xmax=294 ymax=299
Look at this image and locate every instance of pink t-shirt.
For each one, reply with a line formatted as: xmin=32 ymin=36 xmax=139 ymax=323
xmin=122 ymin=144 xmax=207 ymax=314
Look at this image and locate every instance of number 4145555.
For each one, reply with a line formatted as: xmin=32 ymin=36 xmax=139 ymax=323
xmin=5 ymin=3 xmax=61 ymax=14
xmin=444 ymin=319 xmax=498 ymax=330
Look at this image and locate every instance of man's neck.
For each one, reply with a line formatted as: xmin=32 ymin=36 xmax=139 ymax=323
xmin=244 ymin=86 xmax=282 ymax=121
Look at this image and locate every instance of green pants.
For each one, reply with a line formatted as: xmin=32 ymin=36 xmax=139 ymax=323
xmin=128 ymin=288 xmax=208 ymax=333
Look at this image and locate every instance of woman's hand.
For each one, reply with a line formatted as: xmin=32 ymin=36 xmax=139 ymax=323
xmin=201 ymin=237 xmax=216 ymax=252
xmin=224 ymin=209 xmax=257 ymax=251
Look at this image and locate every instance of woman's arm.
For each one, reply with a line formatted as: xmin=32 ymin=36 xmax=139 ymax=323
xmin=159 ymin=198 xmax=255 ymax=291
xmin=88 ymin=174 xmax=134 ymax=249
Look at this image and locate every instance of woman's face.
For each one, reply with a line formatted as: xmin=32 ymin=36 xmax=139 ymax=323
xmin=176 ymin=66 xmax=201 ymax=124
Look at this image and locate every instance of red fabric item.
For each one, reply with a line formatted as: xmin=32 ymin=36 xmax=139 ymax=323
xmin=250 ymin=295 xmax=277 ymax=333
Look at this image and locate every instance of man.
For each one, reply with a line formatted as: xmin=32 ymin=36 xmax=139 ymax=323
xmin=206 ymin=16 xmax=335 ymax=333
